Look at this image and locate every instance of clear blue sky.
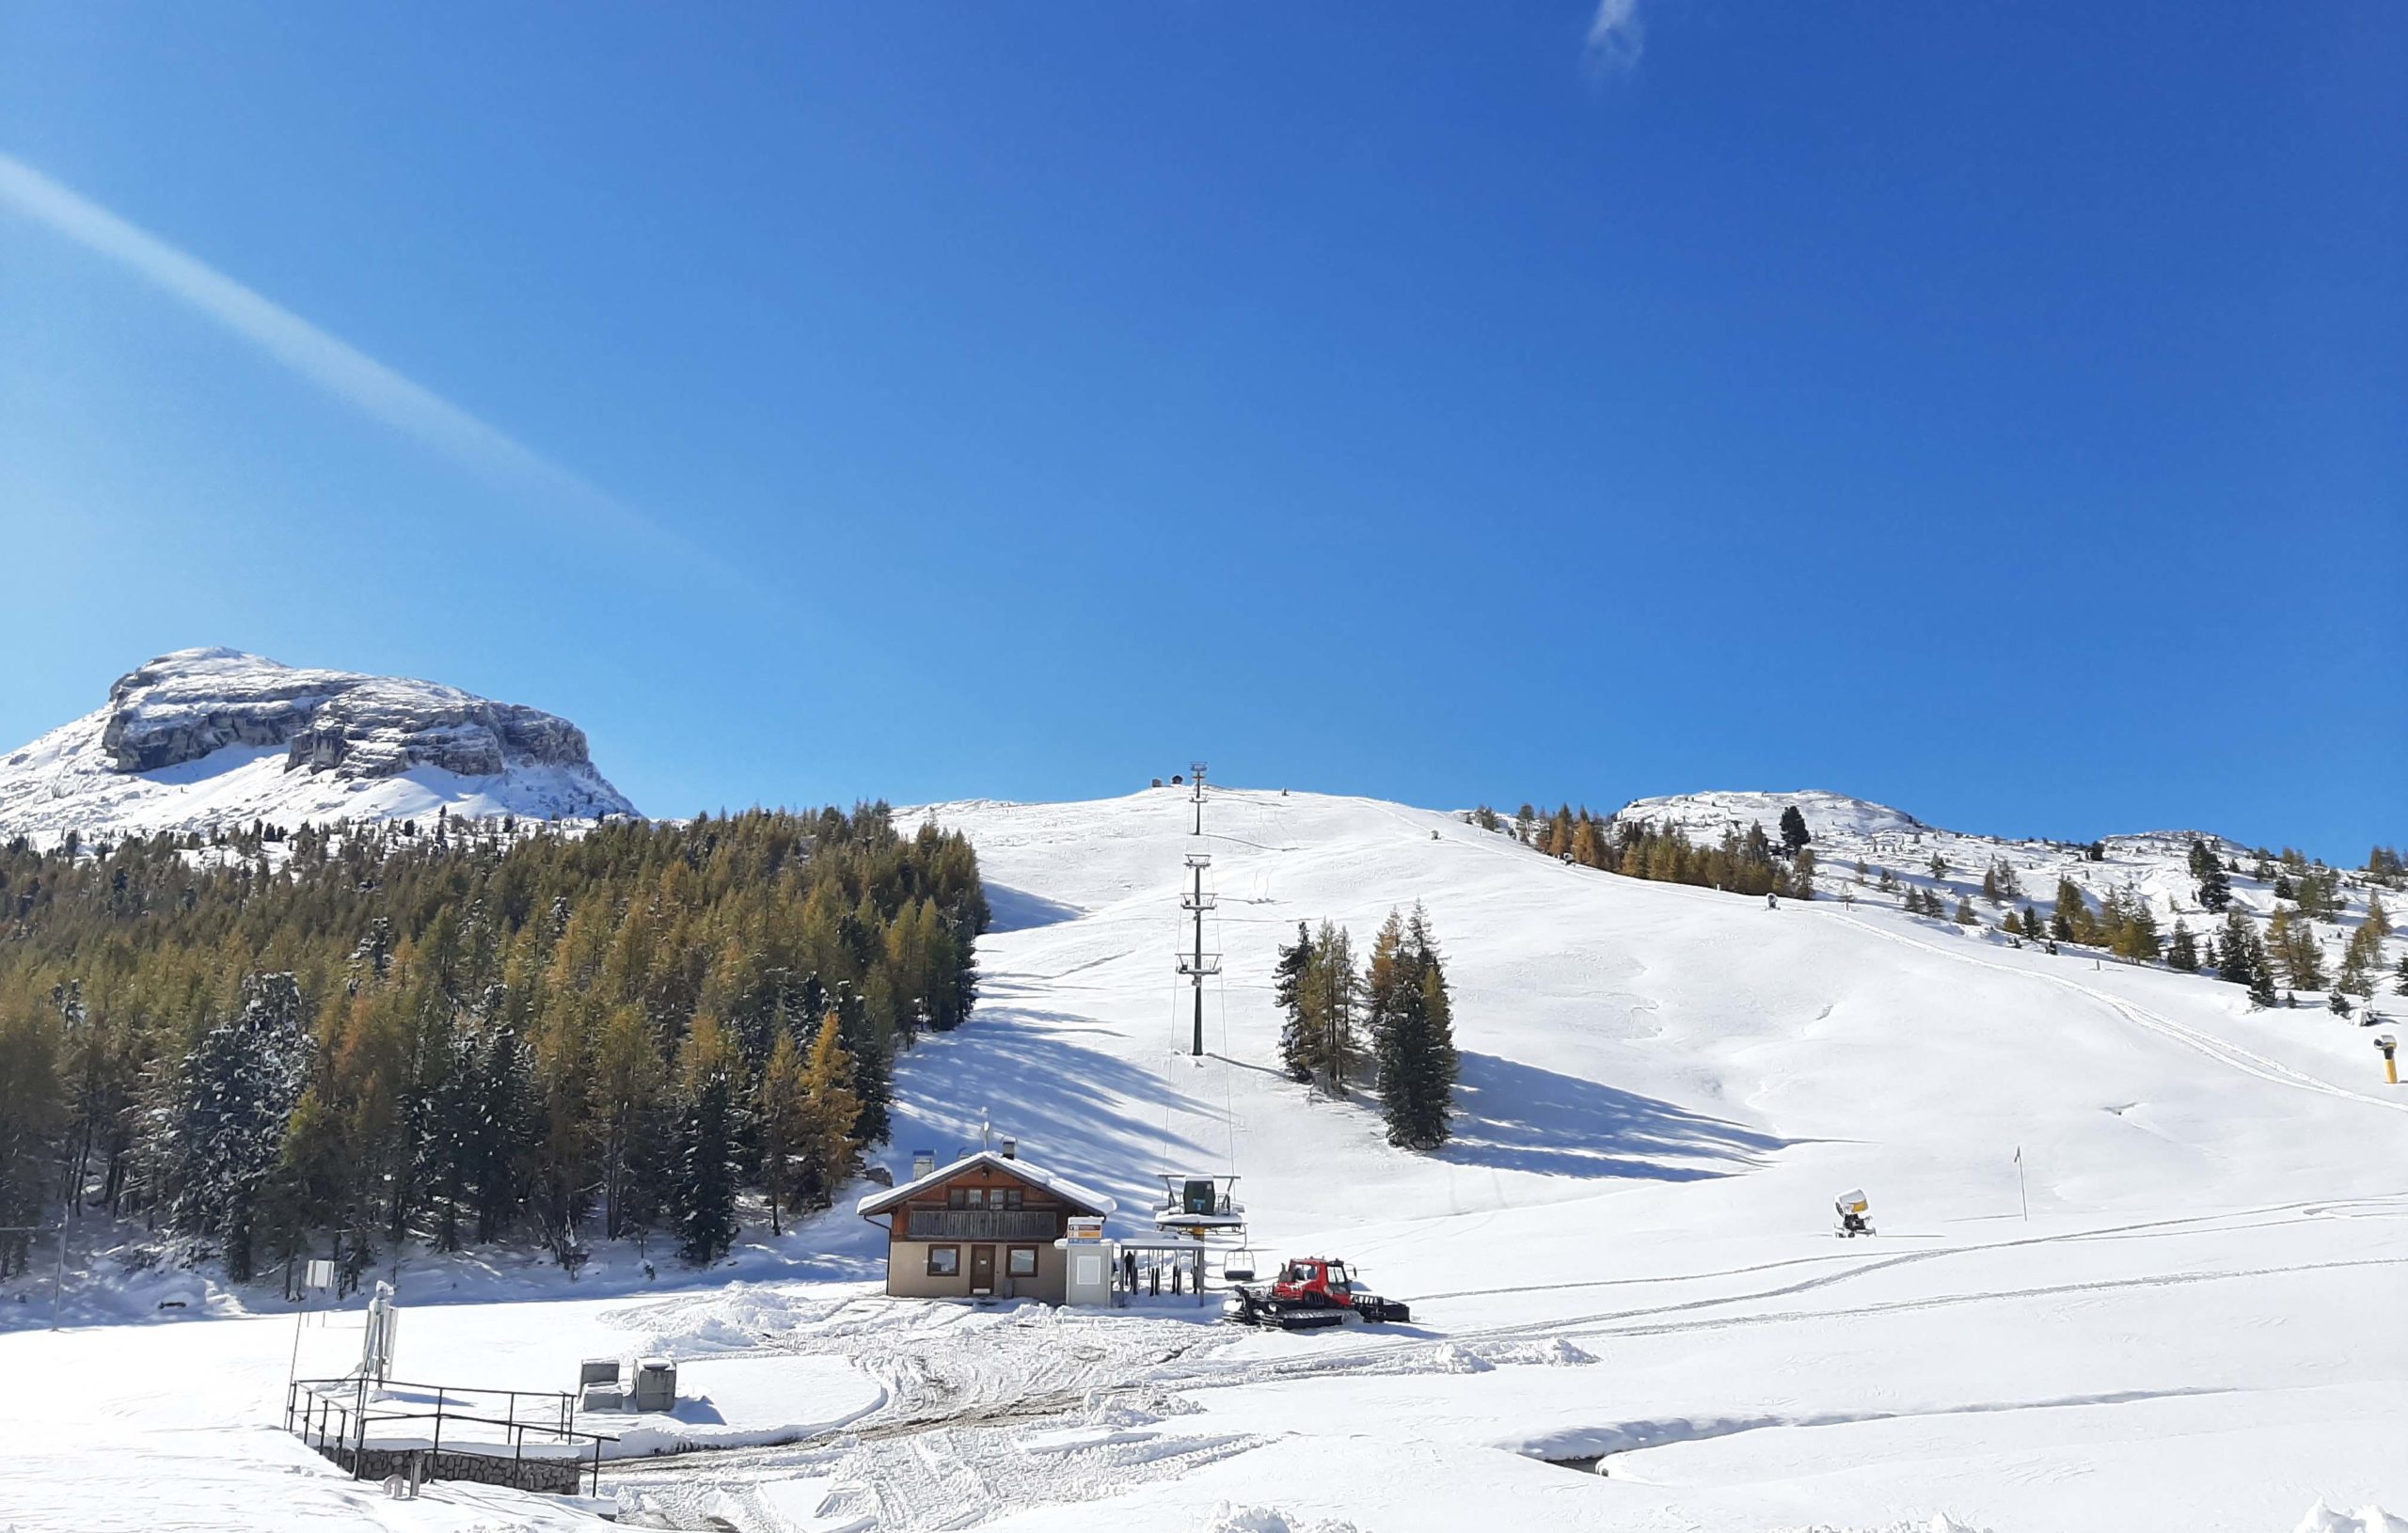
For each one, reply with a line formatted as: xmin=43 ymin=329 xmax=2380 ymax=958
xmin=2 ymin=4 xmax=2400 ymax=858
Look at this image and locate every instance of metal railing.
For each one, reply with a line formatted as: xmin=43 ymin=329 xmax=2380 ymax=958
xmin=285 ymin=1375 xmax=617 ymax=1497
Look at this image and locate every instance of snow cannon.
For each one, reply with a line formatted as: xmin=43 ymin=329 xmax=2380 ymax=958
xmin=1834 ymin=1190 xmax=1875 ymax=1239
xmin=2378 ymin=1035 xmax=2398 ymax=1086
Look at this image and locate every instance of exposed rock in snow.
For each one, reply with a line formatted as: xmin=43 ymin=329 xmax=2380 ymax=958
xmin=0 ymin=647 xmax=636 ymax=842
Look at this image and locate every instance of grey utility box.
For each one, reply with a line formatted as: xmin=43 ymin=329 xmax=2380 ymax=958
xmin=630 ymin=1357 xmax=677 ymax=1414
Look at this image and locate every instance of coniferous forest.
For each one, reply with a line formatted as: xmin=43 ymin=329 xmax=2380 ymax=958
xmin=0 ymin=805 xmax=986 ymax=1288
xmin=1488 ymin=803 xmax=1819 ymax=901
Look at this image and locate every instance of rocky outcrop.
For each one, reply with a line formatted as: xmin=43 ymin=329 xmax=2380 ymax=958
xmin=0 ymin=647 xmax=637 ymax=843
xmin=98 ymin=647 xmax=607 ymax=784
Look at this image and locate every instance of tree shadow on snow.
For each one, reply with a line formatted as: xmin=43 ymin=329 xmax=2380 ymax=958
xmin=885 ymin=1010 xmax=1217 ymax=1217
xmin=982 ymin=884 xmax=1085 ymax=933
xmin=1436 ymin=1051 xmax=1791 ymax=1182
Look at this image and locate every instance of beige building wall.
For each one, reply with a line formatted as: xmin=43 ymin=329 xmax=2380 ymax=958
xmin=884 ymin=1237 xmax=1067 ymax=1304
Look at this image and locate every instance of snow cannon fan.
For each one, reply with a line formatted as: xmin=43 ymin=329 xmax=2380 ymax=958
xmin=2378 ymin=1035 xmax=2398 ymax=1087
xmin=1834 ymin=1190 xmax=1874 ymax=1239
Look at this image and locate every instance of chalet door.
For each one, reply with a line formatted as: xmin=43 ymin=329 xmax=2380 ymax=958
xmin=970 ymin=1244 xmax=996 ymax=1294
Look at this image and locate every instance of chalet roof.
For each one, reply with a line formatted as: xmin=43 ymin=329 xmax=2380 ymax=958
xmin=856 ymin=1149 xmax=1117 ymax=1219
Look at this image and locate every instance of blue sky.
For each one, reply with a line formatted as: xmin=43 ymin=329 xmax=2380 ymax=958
xmin=2 ymin=3 xmax=2400 ymax=858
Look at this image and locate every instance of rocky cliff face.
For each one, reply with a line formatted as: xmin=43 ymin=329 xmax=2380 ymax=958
xmin=0 ymin=648 xmax=637 ymax=841
xmin=98 ymin=648 xmax=604 ymax=783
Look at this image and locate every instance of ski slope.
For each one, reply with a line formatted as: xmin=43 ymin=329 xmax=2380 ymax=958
xmin=3 ymin=784 xmax=2402 ymax=1532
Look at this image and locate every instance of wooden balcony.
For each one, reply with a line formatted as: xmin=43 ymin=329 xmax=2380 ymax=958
xmin=904 ymin=1209 xmax=1059 ymax=1241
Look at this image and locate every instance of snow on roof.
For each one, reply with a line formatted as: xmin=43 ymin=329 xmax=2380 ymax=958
xmin=856 ymin=1149 xmax=1117 ymax=1218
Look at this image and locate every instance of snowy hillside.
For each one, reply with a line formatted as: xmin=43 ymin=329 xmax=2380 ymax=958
xmin=1617 ymin=786 xmax=1929 ymax=843
xmin=8 ymin=782 xmax=2401 ymax=1533
xmin=0 ymin=647 xmax=635 ymax=842
xmin=1614 ymin=788 xmax=2400 ymax=1009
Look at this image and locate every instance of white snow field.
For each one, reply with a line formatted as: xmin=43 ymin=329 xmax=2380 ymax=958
xmin=4 ymin=784 xmax=2403 ymax=1533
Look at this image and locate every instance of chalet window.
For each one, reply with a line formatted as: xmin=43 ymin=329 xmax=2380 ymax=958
xmin=927 ymin=1245 xmax=960 ymax=1277
xmin=1006 ymin=1246 xmax=1038 ymax=1278
xmin=1001 ymin=1189 xmax=1024 ymax=1210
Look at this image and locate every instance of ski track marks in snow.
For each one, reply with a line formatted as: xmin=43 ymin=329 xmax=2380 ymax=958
xmin=1831 ymin=909 xmax=2408 ymax=1117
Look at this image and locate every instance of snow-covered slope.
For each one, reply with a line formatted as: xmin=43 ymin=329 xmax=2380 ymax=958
xmin=6 ymin=783 xmax=2403 ymax=1533
xmin=1617 ymin=788 xmax=2397 ymax=1002
xmin=0 ymin=647 xmax=635 ymax=841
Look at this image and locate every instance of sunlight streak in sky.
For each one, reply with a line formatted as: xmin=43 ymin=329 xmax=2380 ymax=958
xmin=0 ymin=152 xmax=714 ymax=572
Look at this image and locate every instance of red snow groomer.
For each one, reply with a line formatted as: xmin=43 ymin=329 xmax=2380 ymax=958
xmin=1226 ymin=1256 xmax=1411 ymax=1331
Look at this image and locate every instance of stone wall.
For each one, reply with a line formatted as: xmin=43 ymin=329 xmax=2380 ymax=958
xmin=312 ymin=1440 xmax=585 ymax=1496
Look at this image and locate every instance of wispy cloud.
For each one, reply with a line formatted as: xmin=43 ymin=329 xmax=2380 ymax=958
xmin=1586 ymin=0 xmax=1645 ymax=71
xmin=0 ymin=152 xmax=704 ymax=567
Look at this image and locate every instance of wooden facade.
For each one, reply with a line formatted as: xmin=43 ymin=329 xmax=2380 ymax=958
xmin=857 ymin=1151 xmax=1114 ymax=1304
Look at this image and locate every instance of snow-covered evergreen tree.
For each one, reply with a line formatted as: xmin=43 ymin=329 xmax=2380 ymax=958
xmin=160 ymin=973 xmax=310 ymax=1282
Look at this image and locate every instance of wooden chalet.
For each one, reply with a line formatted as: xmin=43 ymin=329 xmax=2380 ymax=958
xmin=856 ymin=1147 xmax=1117 ymax=1304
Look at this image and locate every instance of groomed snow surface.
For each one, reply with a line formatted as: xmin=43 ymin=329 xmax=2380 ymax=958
xmin=5 ymin=785 xmax=2403 ymax=1532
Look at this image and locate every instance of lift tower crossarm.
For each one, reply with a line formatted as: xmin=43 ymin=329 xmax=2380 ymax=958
xmin=1178 ymin=852 xmax=1219 ymax=1057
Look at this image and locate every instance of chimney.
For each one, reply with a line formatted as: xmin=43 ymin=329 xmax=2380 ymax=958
xmin=911 ymin=1150 xmax=935 ymax=1179
xmin=1001 ymin=1136 xmax=1018 ymax=1161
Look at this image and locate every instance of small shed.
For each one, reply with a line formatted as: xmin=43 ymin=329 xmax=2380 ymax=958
xmin=857 ymin=1147 xmax=1117 ymax=1305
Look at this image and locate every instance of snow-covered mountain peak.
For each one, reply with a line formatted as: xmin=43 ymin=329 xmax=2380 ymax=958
xmin=1615 ymin=787 xmax=1926 ymax=843
xmin=0 ymin=649 xmax=636 ymax=842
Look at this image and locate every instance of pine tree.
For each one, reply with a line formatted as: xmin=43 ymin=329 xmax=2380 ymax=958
xmin=795 ymin=1010 xmax=862 ymax=1212
xmin=2190 ymin=839 xmax=2232 ymax=913
xmin=469 ymin=1023 xmax=539 ymax=1245
xmin=2052 ymin=878 xmax=2087 ymax=943
xmin=669 ymin=1019 xmax=740 ymax=1266
xmin=160 ymin=973 xmax=311 ymax=1283
xmin=1300 ymin=921 xmax=1359 ymax=1093
xmin=2337 ymin=917 xmax=2381 ymax=999
xmin=756 ymin=1030 xmax=808 ymax=1234
xmin=2268 ymin=908 xmax=2326 ymax=991
xmin=2104 ymin=888 xmax=2162 ymax=962
xmin=1274 ymin=923 xmax=1318 ymax=1083
xmin=2211 ymin=910 xmax=2281 ymax=1009
xmin=0 ymin=1007 xmax=65 ymax=1279
xmin=2249 ymin=953 xmax=2280 ymax=1009
xmin=593 ymin=1003 xmax=668 ymax=1243
xmin=2216 ymin=909 xmax=2259 ymax=988
xmin=1779 ymin=806 xmax=1811 ymax=856
xmin=2020 ymin=905 xmax=2044 ymax=940
xmin=1954 ymin=894 xmax=1977 ymax=925
xmin=2167 ymin=919 xmax=2198 ymax=972
xmin=1369 ymin=908 xmax=1457 ymax=1150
